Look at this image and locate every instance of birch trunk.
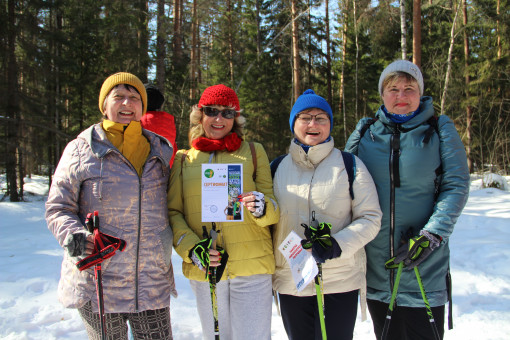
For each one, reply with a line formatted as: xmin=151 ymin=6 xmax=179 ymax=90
xmin=440 ymin=2 xmax=461 ymax=115
xmin=291 ymin=0 xmax=300 ymax=100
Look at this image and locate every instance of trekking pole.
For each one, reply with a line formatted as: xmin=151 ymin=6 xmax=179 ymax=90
xmin=381 ymin=262 xmax=403 ymax=340
xmin=315 ymin=264 xmax=327 ymax=340
xmin=414 ymin=266 xmax=441 ymax=340
xmin=86 ymin=211 xmax=107 ymax=340
xmin=203 ymin=223 xmax=220 ymax=340
xmin=309 ymin=211 xmax=327 ymax=340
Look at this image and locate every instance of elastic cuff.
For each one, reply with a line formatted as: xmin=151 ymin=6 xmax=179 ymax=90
xmin=420 ymin=230 xmax=441 ymax=249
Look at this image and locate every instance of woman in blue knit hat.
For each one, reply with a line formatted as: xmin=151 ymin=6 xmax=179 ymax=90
xmin=345 ymin=60 xmax=469 ymax=340
xmin=271 ymin=89 xmax=382 ymax=339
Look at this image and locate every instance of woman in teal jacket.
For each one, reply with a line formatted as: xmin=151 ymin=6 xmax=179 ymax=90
xmin=345 ymin=60 xmax=469 ymax=340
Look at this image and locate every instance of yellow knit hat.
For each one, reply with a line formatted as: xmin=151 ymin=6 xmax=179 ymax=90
xmin=98 ymin=72 xmax=147 ymax=115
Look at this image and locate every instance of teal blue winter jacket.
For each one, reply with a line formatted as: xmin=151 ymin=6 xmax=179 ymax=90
xmin=344 ymin=96 xmax=469 ymax=307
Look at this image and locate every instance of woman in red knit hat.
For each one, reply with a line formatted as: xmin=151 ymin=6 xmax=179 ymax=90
xmin=168 ymin=84 xmax=279 ymax=340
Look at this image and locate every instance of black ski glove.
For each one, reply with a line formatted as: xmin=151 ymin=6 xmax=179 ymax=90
xmin=301 ymin=222 xmax=342 ymax=264
xmin=189 ymin=237 xmax=213 ymax=271
xmin=189 ymin=232 xmax=229 ymax=281
xmin=63 ymin=231 xmax=92 ymax=257
xmin=386 ymin=230 xmax=441 ymax=270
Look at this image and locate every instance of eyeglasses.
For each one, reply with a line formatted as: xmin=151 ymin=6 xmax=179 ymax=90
xmin=296 ymin=113 xmax=330 ymax=125
xmin=202 ymin=106 xmax=238 ymax=119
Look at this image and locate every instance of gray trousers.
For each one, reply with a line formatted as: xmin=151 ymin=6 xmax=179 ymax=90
xmin=78 ymin=301 xmax=172 ymax=340
xmin=190 ymin=274 xmax=272 ymax=340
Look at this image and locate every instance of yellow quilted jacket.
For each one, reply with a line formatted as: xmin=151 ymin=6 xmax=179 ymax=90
xmin=168 ymin=141 xmax=279 ymax=281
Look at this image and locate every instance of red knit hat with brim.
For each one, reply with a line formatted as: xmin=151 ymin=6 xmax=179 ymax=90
xmin=198 ymin=84 xmax=240 ymax=114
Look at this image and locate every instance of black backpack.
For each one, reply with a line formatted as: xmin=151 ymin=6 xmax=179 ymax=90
xmin=270 ymin=151 xmax=356 ymax=200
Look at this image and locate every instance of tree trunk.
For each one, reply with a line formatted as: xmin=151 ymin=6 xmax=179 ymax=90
xmin=325 ymin=0 xmax=332 ymax=104
xmin=440 ymin=1 xmax=461 ymax=115
xmin=172 ymin=0 xmax=182 ymax=66
xmin=497 ymin=0 xmax=501 ymax=59
xmin=156 ymin=0 xmax=166 ymax=90
xmin=54 ymin=6 xmax=62 ymax=181
xmin=462 ymin=0 xmax=473 ymax=172
xmin=353 ymin=0 xmax=359 ymax=122
xmin=339 ymin=0 xmax=349 ymax=144
xmin=227 ymin=0 xmax=235 ymax=85
xmin=400 ymin=0 xmax=407 ymax=59
xmin=412 ymin=0 xmax=421 ymax=67
xmin=291 ymin=0 xmax=300 ymax=100
xmin=6 ymin=0 xmax=20 ymax=201
xmin=307 ymin=1 xmax=312 ymax=87
xmin=197 ymin=11 xmax=202 ymax=87
xmin=138 ymin=0 xmax=149 ymax=80
xmin=190 ymin=0 xmax=198 ymax=99
xmin=256 ymin=0 xmax=261 ymax=58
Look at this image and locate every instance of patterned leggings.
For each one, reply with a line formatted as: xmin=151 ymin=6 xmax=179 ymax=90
xmin=78 ymin=301 xmax=172 ymax=340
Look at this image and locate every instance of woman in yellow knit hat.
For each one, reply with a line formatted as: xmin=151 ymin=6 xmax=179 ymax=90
xmin=46 ymin=72 xmax=176 ymax=339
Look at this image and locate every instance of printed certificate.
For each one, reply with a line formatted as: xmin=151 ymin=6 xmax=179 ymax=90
xmin=278 ymin=231 xmax=318 ymax=292
xmin=202 ymin=163 xmax=243 ymax=222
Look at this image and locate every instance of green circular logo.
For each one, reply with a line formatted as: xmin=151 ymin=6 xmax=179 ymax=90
xmin=204 ymin=169 xmax=214 ymax=178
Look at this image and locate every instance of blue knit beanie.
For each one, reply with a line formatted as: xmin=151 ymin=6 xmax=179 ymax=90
xmin=289 ymin=89 xmax=333 ymax=134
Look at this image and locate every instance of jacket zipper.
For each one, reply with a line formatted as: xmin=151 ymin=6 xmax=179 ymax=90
xmin=389 ymin=127 xmax=401 ymax=296
xmin=135 ymin=174 xmax=142 ymax=311
xmin=113 ymin=149 xmax=143 ymax=311
xmin=101 ymin=137 xmax=165 ymax=312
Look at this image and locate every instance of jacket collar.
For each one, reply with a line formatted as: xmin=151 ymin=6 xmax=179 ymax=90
xmin=376 ymin=96 xmax=434 ymax=129
xmin=289 ymin=137 xmax=334 ymax=169
xmin=79 ymin=123 xmax=172 ymax=166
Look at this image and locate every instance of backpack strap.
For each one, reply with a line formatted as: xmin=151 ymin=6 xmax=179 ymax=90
xmin=361 ymin=116 xmax=439 ymax=144
xmin=341 ymin=151 xmax=356 ymax=200
xmin=423 ymin=116 xmax=440 ymax=144
xmin=271 ymin=152 xmax=356 ymax=200
xmin=359 ymin=118 xmax=378 ymax=139
xmin=270 ymin=154 xmax=288 ymax=179
xmin=249 ymin=142 xmax=257 ymax=181
xmin=181 ymin=150 xmax=188 ymax=166
xmin=446 ymin=266 xmax=453 ymax=330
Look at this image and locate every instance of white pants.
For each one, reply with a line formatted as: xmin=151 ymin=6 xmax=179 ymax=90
xmin=190 ymin=274 xmax=272 ymax=340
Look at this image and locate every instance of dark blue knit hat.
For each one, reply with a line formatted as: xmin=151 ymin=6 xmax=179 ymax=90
xmin=289 ymin=89 xmax=333 ymax=134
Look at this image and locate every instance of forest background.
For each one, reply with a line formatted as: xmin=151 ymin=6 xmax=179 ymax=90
xmin=1 ymin=0 xmax=509 ymax=201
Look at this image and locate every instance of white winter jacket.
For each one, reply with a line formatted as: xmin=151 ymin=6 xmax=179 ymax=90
xmin=272 ymin=138 xmax=382 ymax=317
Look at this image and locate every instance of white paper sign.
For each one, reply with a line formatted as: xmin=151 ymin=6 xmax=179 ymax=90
xmin=278 ymin=230 xmax=318 ymax=292
xmin=201 ymin=163 xmax=243 ymax=222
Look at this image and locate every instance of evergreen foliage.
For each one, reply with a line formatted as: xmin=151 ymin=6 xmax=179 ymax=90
xmin=1 ymin=0 xmax=509 ymax=200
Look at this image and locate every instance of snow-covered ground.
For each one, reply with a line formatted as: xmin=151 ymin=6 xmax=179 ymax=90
xmin=1 ymin=175 xmax=509 ymax=340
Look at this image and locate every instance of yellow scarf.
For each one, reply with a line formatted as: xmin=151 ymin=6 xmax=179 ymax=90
xmin=102 ymin=120 xmax=150 ymax=176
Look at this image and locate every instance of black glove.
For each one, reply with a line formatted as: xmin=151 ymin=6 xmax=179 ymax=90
xmin=386 ymin=230 xmax=441 ymax=270
xmin=189 ymin=237 xmax=213 ymax=271
xmin=301 ymin=222 xmax=342 ymax=264
xmin=211 ymin=247 xmax=229 ymax=282
xmin=63 ymin=231 xmax=92 ymax=257
xmin=189 ymin=229 xmax=229 ymax=281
